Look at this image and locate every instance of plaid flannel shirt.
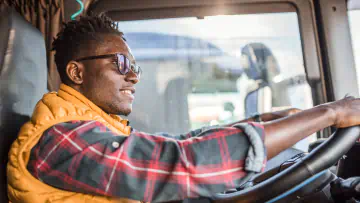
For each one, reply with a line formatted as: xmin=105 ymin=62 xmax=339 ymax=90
xmin=27 ymin=120 xmax=266 ymax=202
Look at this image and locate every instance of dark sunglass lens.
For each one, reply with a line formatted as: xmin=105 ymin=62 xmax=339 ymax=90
xmin=131 ymin=64 xmax=141 ymax=74
xmin=118 ymin=54 xmax=128 ymax=75
xmin=137 ymin=68 xmax=142 ymax=78
xmin=135 ymin=65 xmax=142 ymax=78
xmin=124 ymin=57 xmax=131 ymax=74
xmin=131 ymin=64 xmax=137 ymax=73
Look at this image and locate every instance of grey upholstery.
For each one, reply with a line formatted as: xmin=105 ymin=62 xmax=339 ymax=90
xmin=128 ymin=76 xmax=190 ymax=135
xmin=0 ymin=8 xmax=47 ymax=201
xmin=245 ymin=83 xmax=272 ymax=118
xmin=164 ymin=78 xmax=190 ymax=134
xmin=241 ymin=43 xmax=291 ymax=117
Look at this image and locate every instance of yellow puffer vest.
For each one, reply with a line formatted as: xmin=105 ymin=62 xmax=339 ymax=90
xmin=7 ymin=84 xmax=141 ymax=203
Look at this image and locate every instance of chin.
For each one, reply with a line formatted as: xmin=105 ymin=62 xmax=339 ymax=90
xmin=105 ymin=103 xmax=132 ymax=116
xmin=121 ymin=111 xmax=131 ymax=116
xmin=117 ymin=107 xmax=132 ymax=116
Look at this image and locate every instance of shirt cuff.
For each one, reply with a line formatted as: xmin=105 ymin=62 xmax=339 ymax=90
xmin=233 ymin=123 xmax=266 ymax=173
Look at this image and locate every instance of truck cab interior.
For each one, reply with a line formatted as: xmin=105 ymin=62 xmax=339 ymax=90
xmin=2 ymin=0 xmax=360 ymax=202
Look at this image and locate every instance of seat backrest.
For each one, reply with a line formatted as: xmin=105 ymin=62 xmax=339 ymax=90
xmin=244 ymin=83 xmax=272 ymax=118
xmin=0 ymin=8 xmax=47 ymax=202
xmin=163 ymin=77 xmax=190 ymax=134
xmin=240 ymin=43 xmax=279 ymax=117
xmin=127 ymin=75 xmax=190 ymax=135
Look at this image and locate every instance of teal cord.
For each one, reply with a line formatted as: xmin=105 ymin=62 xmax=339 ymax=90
xmin=71 ymin=0 xmax=84 ymax=20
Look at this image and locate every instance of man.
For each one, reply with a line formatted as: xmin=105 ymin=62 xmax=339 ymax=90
xmin=6 ymin=14 xmax=360 ymax=203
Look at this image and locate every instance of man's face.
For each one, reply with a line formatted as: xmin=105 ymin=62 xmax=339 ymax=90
xmin=76 ymin=34 xmax=139 ymax=115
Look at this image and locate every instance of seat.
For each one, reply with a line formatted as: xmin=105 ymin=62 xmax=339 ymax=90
xmin=163 ymin=78 xmax=190 ymax=134
xmin=244 ymin=82 xmax=272 ymax=118
xmin=0 ymin=8 xmax=48 ymax=202
xmin=128 ymin=75 xmax=190 ymax=135
xmin=240 ymin=43 xmax=294 ymax=118
xmin=240 ymin=43 xmax=274 ymax=117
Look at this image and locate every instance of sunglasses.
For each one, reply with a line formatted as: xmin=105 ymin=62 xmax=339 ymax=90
xmin=75 ymin=53 xmax=142 ymax=78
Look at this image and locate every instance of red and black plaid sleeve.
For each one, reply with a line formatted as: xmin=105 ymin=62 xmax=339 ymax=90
xmin=27 ymin=120 xmax=266 ymax=202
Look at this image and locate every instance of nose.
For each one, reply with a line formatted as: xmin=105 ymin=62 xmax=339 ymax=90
xmin=124 ymin=70 xmax=139 ymax=84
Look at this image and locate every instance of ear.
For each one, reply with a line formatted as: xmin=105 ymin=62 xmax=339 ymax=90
xmin=66 ymin=61 xmax=84 ymax=85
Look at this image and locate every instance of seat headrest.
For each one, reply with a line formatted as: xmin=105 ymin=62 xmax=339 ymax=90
xmin=241 ymin=43 xmax=280 ymax=82
xmin=0 ymin=8 xmax=48 ymax=117
xmin=0 ymin=8 xmax=48 ymax=202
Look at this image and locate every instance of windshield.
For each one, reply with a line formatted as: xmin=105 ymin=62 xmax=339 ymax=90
xmin=118 ymin=12 xmax=315 ymax=151
xmin=348 ymin=9 xmax=360 ymax=92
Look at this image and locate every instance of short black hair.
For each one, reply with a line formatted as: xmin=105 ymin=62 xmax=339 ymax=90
xmin=52 ymin=14 xmax=124 ymax=83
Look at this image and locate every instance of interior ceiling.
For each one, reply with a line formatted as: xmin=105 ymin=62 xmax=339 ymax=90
xmin=86 ymin=0 xmax=296 ymax=22
xmin=86 ymin=0 xmax=356 ymax=15
xmin=88 ymin=0 xmax=296 ymax=15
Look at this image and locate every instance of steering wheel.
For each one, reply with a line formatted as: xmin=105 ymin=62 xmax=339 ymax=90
xmin=165 ymin=126 xmax=360 ymax=203
xmin=210 ymin=126 xmax=360 ymax=203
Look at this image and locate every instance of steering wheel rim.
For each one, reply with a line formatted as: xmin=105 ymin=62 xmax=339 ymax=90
xmin=211 ymin=126 xmax=360 ymax=203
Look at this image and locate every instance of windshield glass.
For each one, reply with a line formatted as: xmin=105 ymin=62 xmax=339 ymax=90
xmin=348 ymin=9 xmax=360 ymax=92
xmin=118 ymin=12 xmax=315 ymax=150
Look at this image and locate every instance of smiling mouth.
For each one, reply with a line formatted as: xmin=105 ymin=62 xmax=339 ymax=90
xmin=120 ymin=90 xmax=135 ymax=101
xmin=120 ymin=90 xmax=133 ymax=95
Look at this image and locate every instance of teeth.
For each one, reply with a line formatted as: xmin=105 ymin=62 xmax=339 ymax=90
xmin=121 ymin=90 xmax=132 ymax=95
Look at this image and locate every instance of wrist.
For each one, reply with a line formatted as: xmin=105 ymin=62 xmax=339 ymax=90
xmin=263 ymin=112 xmax=281 ymax=121
xmin=317 ymin=104 xmax=338 ymax=126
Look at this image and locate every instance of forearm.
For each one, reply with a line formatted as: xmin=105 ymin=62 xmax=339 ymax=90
xmin=226 ymin=112 xmax=283 ymax=127
xmin=226 ymin=118 xmax=255 ymax=126
xmin=263 ymin=105 xmax=336 ymax=159
xmin=154 ymin=127 xmax=214 ymax=140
